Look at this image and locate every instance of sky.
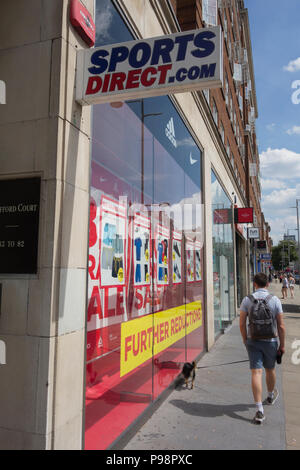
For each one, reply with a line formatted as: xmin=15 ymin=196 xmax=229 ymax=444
xmin=245 ymin=0 xmax=300 ymax=245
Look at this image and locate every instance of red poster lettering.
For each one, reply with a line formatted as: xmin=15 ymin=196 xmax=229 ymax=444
xmin=89 ymin=198 xmax=97 ymax=247
xmin=134 ymin=288 xmax=143 ymax=310
xmin=88 ymin=255 xmax=96 ymax=280
xmin=87 ymin=286 xmax=102 ymax=321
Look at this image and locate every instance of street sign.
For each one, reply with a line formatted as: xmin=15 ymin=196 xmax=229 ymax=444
xmin=256 ymin=240 xmax=267 ymax=250
xmin=76 ymin=26 xmax=223 ymax=105
xmin=284 ymin=235 xmax=296 ymax=241
xmin=260 ymin=253 xmax=271 ymax=260
xmin=248 ymin=227 xmax=259 ymax=239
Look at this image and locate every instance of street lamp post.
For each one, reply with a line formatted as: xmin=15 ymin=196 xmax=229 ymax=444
xmin=294 ymin=200 xmax=300 ymax=271
xmin=290 ymin=199 xmax=300 ymax=273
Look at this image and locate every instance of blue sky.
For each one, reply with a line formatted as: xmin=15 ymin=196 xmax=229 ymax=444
xmin=245 ymin=0 xmax=300 ymax=244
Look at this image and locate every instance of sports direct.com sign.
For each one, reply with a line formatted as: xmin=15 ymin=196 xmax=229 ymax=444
xmin=76 ymin=27 xmax=223 ymax=105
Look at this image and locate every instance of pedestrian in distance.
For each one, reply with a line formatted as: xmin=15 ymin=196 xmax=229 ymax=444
xmin=239 ymin=273 xmax=285 ymax=425
xmin=288 ymin=274 xmax=295 ymax=299
xmin=281 ymin=275 xmax=289 ymax=299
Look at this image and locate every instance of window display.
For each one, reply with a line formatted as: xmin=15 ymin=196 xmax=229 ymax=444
xmin=100 ymin=196 xmax=127 ymax=286
xmin=133 ymin=213 xmax=151 ymax=287
xmin=84 ymin=0 xmax=205 ymax=450
xmin=156 ymin=224 xmax=170 ymax=286
xmin=172 ymin=230 xmax=182 ymax=284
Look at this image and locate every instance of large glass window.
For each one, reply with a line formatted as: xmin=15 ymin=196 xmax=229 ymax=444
xmin=85 ymin=0 xmax=204 ymax=450
xmin=211 ymin=171 xmax=235 ymax=337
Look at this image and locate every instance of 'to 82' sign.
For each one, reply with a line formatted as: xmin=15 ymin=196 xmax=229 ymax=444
xmin=76 ymin=26 xmax=223 ymax=105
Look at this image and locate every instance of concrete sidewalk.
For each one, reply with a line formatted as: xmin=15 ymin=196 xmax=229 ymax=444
xmin=123 ymin=305 xmax=287 ymax=450
xmin=272 ymin=280 xmax=300 ymax=450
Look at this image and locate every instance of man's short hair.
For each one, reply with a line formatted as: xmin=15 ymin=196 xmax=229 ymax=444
xmin=253 ymin=273 xmax=268 ymax=288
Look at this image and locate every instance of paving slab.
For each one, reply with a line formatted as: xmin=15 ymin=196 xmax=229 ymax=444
xmin=121 ymin=280 xmax=300 ymax=451
xmin=124 ymin=319 xmax=286 ymax=450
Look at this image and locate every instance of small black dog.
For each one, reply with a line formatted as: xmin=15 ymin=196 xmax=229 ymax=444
xmin=181 ymin=361 xmax=196 ymax=389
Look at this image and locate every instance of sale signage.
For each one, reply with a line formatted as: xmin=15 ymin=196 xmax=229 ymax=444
xmin=76 ymin=26 xmax=223 ymax=105
xmin=120 ymin=301 xmax=202 ymax=377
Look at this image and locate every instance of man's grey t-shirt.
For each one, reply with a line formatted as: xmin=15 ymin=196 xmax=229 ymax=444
xmin=240 ymin=288 xmax=283 ymax=342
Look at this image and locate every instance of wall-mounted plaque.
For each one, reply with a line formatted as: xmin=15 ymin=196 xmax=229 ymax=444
xmin=0 ymin=177 xmax=41 ymax=274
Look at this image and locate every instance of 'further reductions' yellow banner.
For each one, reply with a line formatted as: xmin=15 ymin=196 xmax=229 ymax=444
xmin=120 ymin=301 xmax=202 ymax=377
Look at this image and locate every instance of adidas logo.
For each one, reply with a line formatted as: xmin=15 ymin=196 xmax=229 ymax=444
xmin=98 ymin=337 xmax=103 ymax=348
xmin=165 ymin=117 xmax=177 ymax=148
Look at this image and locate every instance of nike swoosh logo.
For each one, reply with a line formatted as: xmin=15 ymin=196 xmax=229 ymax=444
xmin=190 ymin=153 xmax=197 ymax=165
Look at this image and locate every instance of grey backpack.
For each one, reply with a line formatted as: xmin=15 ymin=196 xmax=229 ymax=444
xmin=247 ymin=294 xmax=277 ymax=340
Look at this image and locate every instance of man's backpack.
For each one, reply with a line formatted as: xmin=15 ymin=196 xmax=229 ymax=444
xmin=247 ymin=294 xmax=277 ymax=340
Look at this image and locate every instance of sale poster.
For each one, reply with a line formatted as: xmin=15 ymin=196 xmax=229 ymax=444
xmin=195 ymin=240 xmax=202 ymax=281
xmin=156 ymin=223 xmax=170 ymax=286
xmin=172 ymin=230 xmax=182 ymax=284
xmin=133 ymin=213 xmax=151 ymax=287
xmin=186 ymin=237 xmax=195 ymax=283
xmin=99 ymin=195 xmax=127 ymax=287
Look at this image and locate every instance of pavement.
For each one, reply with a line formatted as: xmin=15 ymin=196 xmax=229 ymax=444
xmin=120 ymin=281 xmax=300 ymax=451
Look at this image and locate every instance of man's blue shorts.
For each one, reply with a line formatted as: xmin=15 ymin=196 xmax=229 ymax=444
xmin=246 ymin=339 xmax=278 ymax=370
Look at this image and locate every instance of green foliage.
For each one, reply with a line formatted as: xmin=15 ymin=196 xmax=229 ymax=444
xmin=272 ymin=240 xmax=298 ymax=270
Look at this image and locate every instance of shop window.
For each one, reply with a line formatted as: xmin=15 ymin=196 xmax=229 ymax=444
xmin=202 ymin=0 xmax=218 ymax=26
xmin=203 ymin=88 xmax=210 ymax=104
xmin=220 ymin=121 xmax=225 ymax=143
xmin=85 ymin=0 xmax=205 ymax=450
xmin=211 ymin=171 xmax=235 ymax=337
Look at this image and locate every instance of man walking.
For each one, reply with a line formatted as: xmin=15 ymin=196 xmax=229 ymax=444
xmin=240 ymin=273 xmax=285 ymax=424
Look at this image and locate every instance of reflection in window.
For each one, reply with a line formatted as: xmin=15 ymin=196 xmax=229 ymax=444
xmin=85 ymin=0 xmax=205 ymax=450
xmin=211 ymin=171 xmax=235 ymax=337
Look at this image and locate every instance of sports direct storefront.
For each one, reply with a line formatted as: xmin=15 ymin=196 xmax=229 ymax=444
xmin=83 ymin=0 xmax=222 ymax=450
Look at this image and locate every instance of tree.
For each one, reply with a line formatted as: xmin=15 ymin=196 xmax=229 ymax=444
xmin=272 ymin=240 xmax=298 ymax=271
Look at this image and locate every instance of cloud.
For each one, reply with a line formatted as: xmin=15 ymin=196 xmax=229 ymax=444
xmin=262 ymin=187 xmax=298 ymax=209
xmin=283 ymin=57 xmax=300 ymax=72
xmin=261 ymin=185 xmax=300 ymax=245
xmin=260 ymin=148 xmax=300 ymax=245
xmin=261 ymin=179 xmax=286 ymax=190
xmin=260 ymin=147 xmax=300 ymax=180
xmin=95 ymin=3 xmax=114 ymax=43
xmin=265 ymin=215 xmax=297 ymax=245
xmin=266 ymin=123 xmax=276 ymax=132
xmin=287 ymin=126 xmax=300 ymax=135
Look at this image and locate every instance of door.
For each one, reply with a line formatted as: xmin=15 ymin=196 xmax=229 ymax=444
xmin=220 ymin=255 xmax=229 ymax=322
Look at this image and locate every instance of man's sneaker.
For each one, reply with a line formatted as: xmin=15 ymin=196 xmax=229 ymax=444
xmin=266 ymin=388 xmax=279 ymax=405
xmin=253 ymin=411 xmax=265 ymax=424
